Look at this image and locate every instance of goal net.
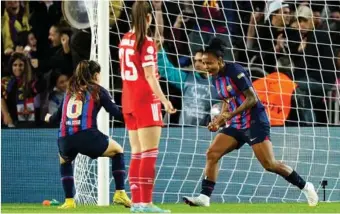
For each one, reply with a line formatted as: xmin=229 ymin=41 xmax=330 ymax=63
xmin=75 ymin=0 xmax=340 ymax=204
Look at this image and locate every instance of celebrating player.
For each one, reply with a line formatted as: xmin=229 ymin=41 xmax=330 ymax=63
xmin=119 ymin=1 xmax=176 ymax=213
xmin=183 ymin=38 xmax=318 ymax=207
xmin=45 ymin=60 xmax=131 ymax=209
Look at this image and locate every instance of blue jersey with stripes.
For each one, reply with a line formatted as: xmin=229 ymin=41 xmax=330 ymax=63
xmin=50 ymin=86 xmax=120 ymax=137
xmin=212 ymin=63 xmax=267 ymax=129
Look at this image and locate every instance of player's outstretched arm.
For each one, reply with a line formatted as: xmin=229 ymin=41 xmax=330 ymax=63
xmin=99 ymin=86 xmax=122 ymax=119
xmin=45 ymin=99 xmax=64 ymax=123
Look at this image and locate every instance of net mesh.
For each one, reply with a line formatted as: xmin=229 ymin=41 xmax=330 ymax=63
xmin=76 ymin=0 xmax=340 ymax=204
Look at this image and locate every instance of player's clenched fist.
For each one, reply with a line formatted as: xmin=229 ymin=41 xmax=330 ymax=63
xmin=207 ymin=122 xmax=219 ymax=132
xmin=162 ymin=100 xmax=177 ymax=114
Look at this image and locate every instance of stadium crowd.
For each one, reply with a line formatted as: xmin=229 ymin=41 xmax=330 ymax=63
xmin=1 ymin=0 xmax=339 ymax=128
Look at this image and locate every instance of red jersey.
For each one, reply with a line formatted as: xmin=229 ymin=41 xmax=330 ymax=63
xmin=119 ymin=32 xmax=160 ymax=113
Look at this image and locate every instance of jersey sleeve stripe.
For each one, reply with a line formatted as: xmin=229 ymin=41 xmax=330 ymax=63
xmin=144 ymin=55 xmax=154 ymax=61
xmin=142 ymin=61 xmax=155 ymax=67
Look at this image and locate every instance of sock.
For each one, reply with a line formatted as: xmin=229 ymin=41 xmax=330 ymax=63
xmin=200 ymin=178 xmax=215 ymax=197
xmin=285 ymin=170 xmax=306 ymax=190
xmin=60 ymin=162 xmax=74 ymax=198
xmin=112 ymin=153 xmax=126 ymax=190
xmin=129 ymin=152 xmax=141 ymax=204
xmin=139 ymin=148 xmax=158 ymax=204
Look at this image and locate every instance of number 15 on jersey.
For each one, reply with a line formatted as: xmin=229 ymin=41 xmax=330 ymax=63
xmin=119 ymin=48 xmax=138 ymax=81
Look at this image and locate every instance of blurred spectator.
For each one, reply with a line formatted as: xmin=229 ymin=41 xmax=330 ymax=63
xmin=29 ymin=1 xmax=62 ymax=55
xmin=15 ymin=31 xmax=38 ymax=58
xmin=38 ymin=24 xmax=73 ymax=76
xmin=158 ymin=48 xmax=219 ymax=126
xmin=171 ymin=6 xmax=194 ymax=61
xmin=290 ymin=5 xmax=314 ymax=34
xmin=309 ymin=1 xmax=326 ymax=29
xmin=247 ymin=0 xmax=291 ymax=73
xmin=47 ymin=71 xmax=68 ymax=114
xmin=291 ymin=7 xmax=336 ymax=124
xmin=2 ymin=1 xmax=30 ymax=56
xmin=155 ymin=2 xmax=219 ymax=126
xmin=186 ymin=0 xmax=234 ymax=62
xmin=325 ymin=3 xmax=340 ymax=46
xmin=48 ymin=24 xmax=61 ymax=48
xmin=1 ymin=53 xmax=45 ymax=127
xmin=277 ymin=5 xmax=314 ymax=74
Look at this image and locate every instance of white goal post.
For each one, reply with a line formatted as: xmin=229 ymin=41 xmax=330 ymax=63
xmin=74 ymin=0 xmax=111 ymax=206
xmin=97 ymin=0 xmax=110 ymax=206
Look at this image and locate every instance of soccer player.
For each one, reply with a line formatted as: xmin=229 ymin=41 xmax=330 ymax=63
xmin=183 ymin=38 xmax=318 ymax=207
xmin=45 ymin=60 xmax=131 ymax=209
xmin=119 ymin=1 xmax=176 ymax=213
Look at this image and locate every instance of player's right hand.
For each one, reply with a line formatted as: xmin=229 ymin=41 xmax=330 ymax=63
xmin=44 ymin=114 xmax=52 ymax=123
xmin=207 ymin=122 xmax=219 ymax=132
xmin=162 ymin=100 xmax=177 ymax=114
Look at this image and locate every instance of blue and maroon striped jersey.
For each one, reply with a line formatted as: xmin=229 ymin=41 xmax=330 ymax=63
xmin=212 ymin=63 xmax=266 ymax=129
xmin=50 ymin=86 xmax=120 ymax=137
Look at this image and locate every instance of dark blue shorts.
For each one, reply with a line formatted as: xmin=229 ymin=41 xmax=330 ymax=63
xmin=219 ymin=121 xmax=270 ymax=149
xmin=58 ymin=128 xmax=109 ymax=161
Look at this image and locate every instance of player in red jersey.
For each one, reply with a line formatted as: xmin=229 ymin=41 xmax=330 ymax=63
xmin=119 ymin=1 xmax=176 ymax=213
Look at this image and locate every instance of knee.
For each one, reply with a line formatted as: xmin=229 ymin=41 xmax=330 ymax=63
xmin=59 ymin=155 xmax=67 ymax=164
xmin=115 ymin=144 xmax=123 ymax=154
xmin=206 ymin=149 xmax=221 ymax=164
xmin=106 ymin=139 xmax=123 ymax=157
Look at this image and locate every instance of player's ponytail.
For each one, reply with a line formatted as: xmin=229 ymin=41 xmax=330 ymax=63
xmin=131 ymin=1 xmax=152 ymax=51
xmin=68 ymin=60 xmax=101 ymax=102
xmin=204 ymin=37 xmax=227 ymax=59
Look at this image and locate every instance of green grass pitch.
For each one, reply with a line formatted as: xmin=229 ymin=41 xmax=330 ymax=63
xmin=1 ymin=203 xmax=340 ymax=213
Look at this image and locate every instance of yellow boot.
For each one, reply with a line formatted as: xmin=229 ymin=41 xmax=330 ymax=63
xmin=58 ymin=198 xmax=76 ymax=209
xmin=113 ymin=190 xmax=131 ymax=208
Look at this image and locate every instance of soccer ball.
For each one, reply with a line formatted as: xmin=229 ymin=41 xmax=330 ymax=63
xmin=210 ymin=103 xmax=222 ymax=121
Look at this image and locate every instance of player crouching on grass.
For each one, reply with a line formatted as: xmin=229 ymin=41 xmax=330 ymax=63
xmin=45 ymin=60 xmax=131 ymax=209
xmin=183 ymin=38 xmax=318 ymax=207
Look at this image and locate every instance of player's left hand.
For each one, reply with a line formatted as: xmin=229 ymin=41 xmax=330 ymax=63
xmin=44 ymin=114 xmax=52 ymax=123
xmin=162 ymin=100 xmax=177 ymax=114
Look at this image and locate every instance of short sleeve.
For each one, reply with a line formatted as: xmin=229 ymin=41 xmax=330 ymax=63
xmin=141 ymin=37 xmax=157 ymax=68
xmin=229 ymin=64 xmax=252 ymax=92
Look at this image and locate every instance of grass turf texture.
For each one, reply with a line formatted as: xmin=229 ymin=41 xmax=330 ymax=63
xmin=1 ymin=203 xmax=340 ymax=213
